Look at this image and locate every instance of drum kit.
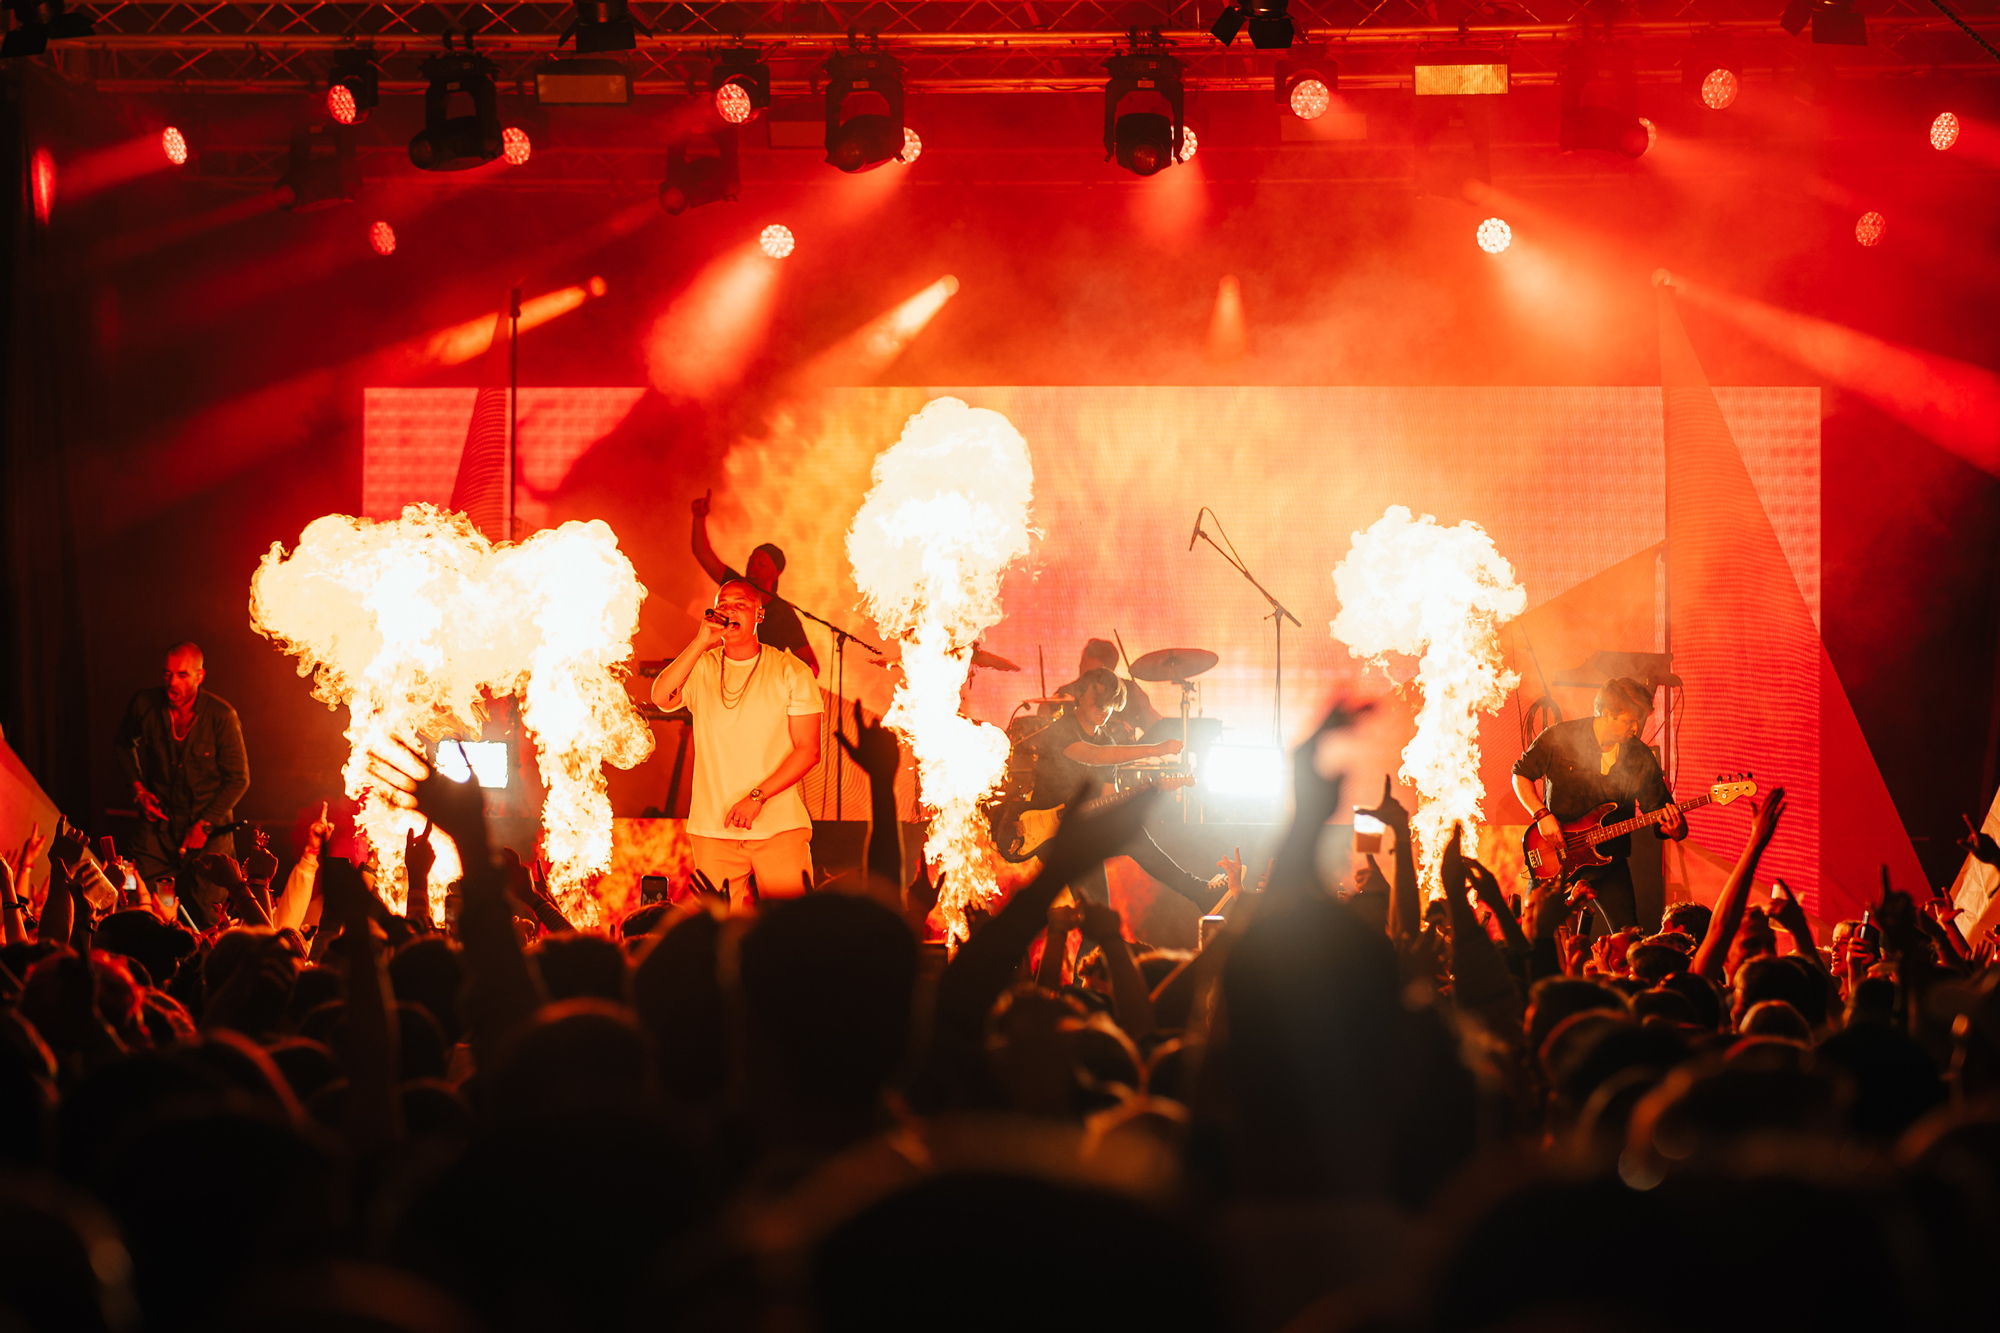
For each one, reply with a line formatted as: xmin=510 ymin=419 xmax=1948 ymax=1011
xmin=993 ymin=644 xmax=1226 ymax=813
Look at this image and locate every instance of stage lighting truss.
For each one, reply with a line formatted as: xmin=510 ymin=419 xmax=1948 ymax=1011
xmin=409 ymin=43 xmax=504 ymax=171
xmin=824 ymin=48 xmax=904 ymax=172
xmin=1558 ymin=42 xmax=1648 ymax=158
xmin=710 ymin=47 xmax=772 ymax=124
xmin=327 ymin=47 xmax=379 ymax=124
xmin=1104 ymin=47 xmax=1187 ymax=176
xmin=279 ymin=124 xmax=359 ymax=209
xmin=660 ymin=126 xmax=739 ymax=214
xmin=1782 ymin=0 xmax=1867 ymax=46
xmin=559 ymin=0 xmax=647 ymax=55
xmin=1211 ymin=0 xmax=1293 ymax=50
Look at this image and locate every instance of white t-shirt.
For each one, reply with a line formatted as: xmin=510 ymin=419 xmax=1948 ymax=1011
xmin=678 ymin=645 xmax=821 ymax=840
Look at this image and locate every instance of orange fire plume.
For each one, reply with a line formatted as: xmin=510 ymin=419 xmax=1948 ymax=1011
xmin=847 ymin=397 xmax=1036 ymax=944
xmin=249 ymin=505 xmax=653 ymax=922
xmin=1331 ymin=505 xmax=1525 ymax=893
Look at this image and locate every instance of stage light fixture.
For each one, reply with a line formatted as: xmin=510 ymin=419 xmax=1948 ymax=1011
xmin=759 ymin=223 xmax=795 ymax=259
xmin=659 ymin=127 xmax=739 ymax=215
xmin=1104 ymin=49 xmax=1187 ymax=177
xmin=1276 ymin=59 xmax=1336 ymax=119
xmin=1178 ymin=125 xmax=1199 ymax=162
xmin=327 ymin=48 xmax=378 ymax=124
xmin=710 ymin=47 xmax=771 ymax=124
xmin=559 ymin=0 xmax=646 ymax=55
xmin=1211 ymin=1 xmax=1293 ymax=50
xmin=1683 ymin=37 xmax=1740 ymax=110
xmin=278 ymin=125 xmax=359 ymax=211
xmin=1639 ymin=116 xmax=1658 ymax=151
xmin=160 ymin=126 xmax=189 ymax=166
xmin=501 ymin=126 xmax=532 ymax=165
xmin=1414 ymin=50 xmax=1509 ymax=96
xmin=823 ymin=49 xmax=905 ymax=173
xmin=409 ymin=46 xmax=504 ymax=171
xmin=1476 ymin=217 xmax=1513 ymax=253
xmin=369 ymin=220 xmax=397 ymax=256
xmin=1559 ymin=45 xmax=1648 ymax=158
xmin=899 ymin=126 xmax=922 ymax=164
xmin=1290 ymin=76 xmax=1331 ymax=119
xmin=1930 ymin=111 xmax=1959 ymax=150
xmin=1781 ymin=0 xmax=1866 ymax=45
xmin=1855 ymin=210 xmax=1885 ymax=246
xmin=1699 ymin=68 xmax=1739 ymax=109
xmin=2 ymin=0 xmax=93 ymax=59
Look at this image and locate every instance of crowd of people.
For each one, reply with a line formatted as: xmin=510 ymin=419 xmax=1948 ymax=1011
xmin=1 ymin=691 xmax=1998 ymax=1333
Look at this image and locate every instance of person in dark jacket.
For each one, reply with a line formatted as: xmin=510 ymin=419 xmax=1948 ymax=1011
xmin=116 ymin=642 xmax=250 ymax=916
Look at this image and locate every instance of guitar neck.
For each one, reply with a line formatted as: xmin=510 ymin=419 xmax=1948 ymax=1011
xmin=1584 ymin=793 xmax=1712 ymax=845
xmin=1077 ymin=776 xmax=1174 ymax=816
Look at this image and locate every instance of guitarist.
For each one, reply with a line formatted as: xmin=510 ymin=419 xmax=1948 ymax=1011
xmin=1029 ymin=668 xmax=1224 ymax=911
xmin=1511 ymin=676 xmax=1685 ymax=931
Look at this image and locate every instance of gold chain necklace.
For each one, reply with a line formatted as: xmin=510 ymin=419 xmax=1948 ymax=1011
xmin=718 ymin=646 xmax=763 ymax=709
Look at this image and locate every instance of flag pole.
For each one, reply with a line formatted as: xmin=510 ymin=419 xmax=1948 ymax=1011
xmin=505 ymin=286 xmax=522 ymax=543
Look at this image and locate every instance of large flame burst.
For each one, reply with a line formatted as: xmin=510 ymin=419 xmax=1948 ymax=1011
xmin=1331 ymin=505 xmax=1525 ymax=894
xmin=847 ymin=398 xmax=1035 ymax=944
xmin=249 ymin=505 xmax=654 ymax=923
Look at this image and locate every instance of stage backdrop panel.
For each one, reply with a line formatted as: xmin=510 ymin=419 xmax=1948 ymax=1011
xmin=366 ymin=384 xmax=1847 ymax=911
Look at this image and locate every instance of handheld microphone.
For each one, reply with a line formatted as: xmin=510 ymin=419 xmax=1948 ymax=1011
xmin=702 ymin=608 xmax=739 ymax=629
xmin=1187 ymin=508 xmax=1205 ymax=552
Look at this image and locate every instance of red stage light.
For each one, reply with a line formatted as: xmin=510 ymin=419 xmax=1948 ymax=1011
xmin=714 ymin=82 xmax=754 ymax=125
xmin=1930 ymin=112 xmax=1960 ymax=151
xmin=899 ymin=127 xmax=923 ymax=164
xmin=1639 ymin=116 xmax=1658 ymax=152
xmin=759 ymin=224 xmax=795 ymax=259
xmin=1700 ymin=68 xmax=1739 ymax=110
xmin=30 ymin=148 xmax=55 ymax=224
xmin=370 ymin=221 xmax=397 ymax=256
xmin=327 ymin=85 xmax=359 ymax=125
xmin=161 ymin=127 xmax=189 ymax=166
xmin=1855 ymin=211 xmax=1885 ymax=247
xmin=1289 ymin=78 xmax=1331 ymax=121
xmin=1177 ymin=126 xmax=1199 ymax=163
xmin=502 ymin=127 xmax=532 ymax=166
xmin=1476 ymin=217 xmax=1512 ymax=254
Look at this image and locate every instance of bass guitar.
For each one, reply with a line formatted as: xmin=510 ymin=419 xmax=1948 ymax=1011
xmin=994 ymin=774 xmax=1197 ymax=878
xmin=1521 ymin=774 xmax=1756 ymax=882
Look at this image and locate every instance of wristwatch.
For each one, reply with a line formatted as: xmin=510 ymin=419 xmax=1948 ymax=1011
xmin=748 ymin=788 xmax=766 ymax=803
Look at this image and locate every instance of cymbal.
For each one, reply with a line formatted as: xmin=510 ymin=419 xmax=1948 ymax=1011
xmin=1128 ymin=648 xmax=1219 ymax=683
xmin=972 ymin=648 xmax=1021 ymax=672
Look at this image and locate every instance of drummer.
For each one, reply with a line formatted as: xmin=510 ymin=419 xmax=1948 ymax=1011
xmin=1052 ymin=639 xmax=1161 ymax=743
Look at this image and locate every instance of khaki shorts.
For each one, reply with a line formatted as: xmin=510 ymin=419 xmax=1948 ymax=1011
xmin=689 ymin=828 xmax=814 ymax=908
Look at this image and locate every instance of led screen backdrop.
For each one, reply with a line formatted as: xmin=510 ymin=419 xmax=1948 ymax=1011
xmin=365 ymin=384 xmax=1831 ymax=907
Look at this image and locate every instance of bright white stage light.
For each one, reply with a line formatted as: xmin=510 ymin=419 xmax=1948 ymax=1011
xmin=434 ymin=739 xmax=510 ymax=789
xmin=1201 ymin=744 xmax=1287 ymax=803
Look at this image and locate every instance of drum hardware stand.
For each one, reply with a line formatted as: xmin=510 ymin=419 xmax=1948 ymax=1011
xmin=787 ymin=602 xmax=882 ymax=822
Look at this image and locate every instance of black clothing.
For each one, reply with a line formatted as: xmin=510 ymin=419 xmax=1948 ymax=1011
xmin=1512 ymin=718 xmax=1671 ymax=863
xmin=718 ymin=564 xmax=818 ymax=676
xmin=116 ymin=689 xmax=249 ymax=894
xmin=1026 ymin=714 xmax=1214 ymax=909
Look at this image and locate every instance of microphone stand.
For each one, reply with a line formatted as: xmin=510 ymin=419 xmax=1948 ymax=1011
xmin=1193 ymin=517 xmax=1301 ymax=743
xmin=782 ymin=599 xmax=882 ymax=823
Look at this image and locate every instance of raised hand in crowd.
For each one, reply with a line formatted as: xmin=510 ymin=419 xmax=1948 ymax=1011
xmin=1959 ymin=812 xmax=2000 ymax=867
xmin=1272 ymin=700 xmax=1370 ymax=898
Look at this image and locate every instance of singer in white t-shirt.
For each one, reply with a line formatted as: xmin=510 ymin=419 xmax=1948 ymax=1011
xmin=651 ymin=578 xmax=823 ymax=906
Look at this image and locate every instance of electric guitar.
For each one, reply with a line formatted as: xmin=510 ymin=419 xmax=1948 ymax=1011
xmin=1521 ymin=774 xmax=1756 ymax=882
xmin=993 ymin=774 xmax=1198 ymax=875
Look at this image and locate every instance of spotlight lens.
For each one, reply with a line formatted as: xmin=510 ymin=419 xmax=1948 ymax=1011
xmin=1476 ymin=217 xmax=1513 ymax=254
xmin=1289 ymin=78 xmax=1331 ymax=121
xmin=759 ymin=223 xmax=795 ymax=260
xmin=1701 ymin=68 xmax=1739 ymax=111
xmin=1930 ymin=111 xmax=1960 ymax=151
xmin=30 ymin=147 xmax=55 ymax=224
xmin=1855 ymin=210 xmax=1885 ymax=247
xmin=369 ymin=220 xmax=396 ymax=256
xmin=501 ymin=127 xmax=532 ymax=166
xmin=1639 ymin=116 xmax=1658 ymax=151
xmin=327 ymin=84 xmax=359 ymax=125
xmin=899 ymin=126 xmax=923 ymax=164
xmin=1178 ymin=126 xmax=1199 ymax=163
xmin=714 ymin=82 xmax=754 ymax=125
xmin=161 ymin=126 xmax=189 ymax=166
